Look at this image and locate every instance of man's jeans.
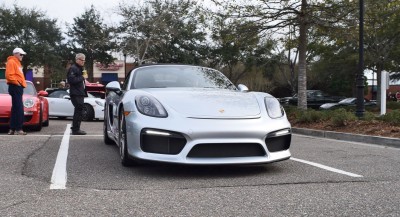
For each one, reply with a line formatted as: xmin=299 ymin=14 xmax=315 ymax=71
xmin=8 ymin=84 xmax=24 ymax=131
xmin=70 ymin=95 xmax=84 ymax=132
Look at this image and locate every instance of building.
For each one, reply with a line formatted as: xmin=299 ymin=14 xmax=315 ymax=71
xmin=92 ymin=60 xmax=135 ymax=85
xmin=0 ymin=60 xmax=135 ymax=91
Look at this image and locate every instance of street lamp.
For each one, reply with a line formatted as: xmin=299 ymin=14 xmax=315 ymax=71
xmin=123 ymin=53 xmax=127 ymax=79
xmin=356 ymin=0 xmax=365 ymax=117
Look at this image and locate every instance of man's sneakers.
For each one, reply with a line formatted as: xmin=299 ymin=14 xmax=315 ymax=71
xmin=7 ymin=130 xmax=27 ymax=135
xmin=71 ymin=130 xmax=87 ymax=135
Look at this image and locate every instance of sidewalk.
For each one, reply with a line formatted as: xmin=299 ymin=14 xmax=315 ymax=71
xmin=292 ymin=127 xmax=400 ymax=148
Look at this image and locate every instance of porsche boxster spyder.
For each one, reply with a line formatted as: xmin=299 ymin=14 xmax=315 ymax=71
xmin=104 ymin=64 xmax=291 ymax=166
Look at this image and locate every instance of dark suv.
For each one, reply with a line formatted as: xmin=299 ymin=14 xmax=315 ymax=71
xmin=287 ymin=90 xmax=345 ymax=109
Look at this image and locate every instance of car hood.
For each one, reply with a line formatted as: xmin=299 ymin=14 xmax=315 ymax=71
xmin=142 ymin=89 xmax=261 ymax=118
xmin=320 ymin=103 xmax=338 ymax=109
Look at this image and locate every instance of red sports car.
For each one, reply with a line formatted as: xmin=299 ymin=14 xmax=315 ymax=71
xmin=0 ymin=80 xmax=49 ymax=131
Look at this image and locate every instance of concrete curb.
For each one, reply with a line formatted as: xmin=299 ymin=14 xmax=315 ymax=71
xmin=292 ymin=127 xmax=400 ymax=148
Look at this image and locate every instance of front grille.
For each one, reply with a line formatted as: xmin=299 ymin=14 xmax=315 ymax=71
xmin=265 ymin=134 xmax=291 ymax=152
xmin=140 ymin=129 xmax=186 ymax=155
xmin=187 ymin=143 xmax=266 ymax=158
xmin=0 ymin=115 xmax=32 ymax=124
xmin=24 ymin=115 xmax=33 ymax=122
xmin=0 ymin=117 xmax=9 ymax=123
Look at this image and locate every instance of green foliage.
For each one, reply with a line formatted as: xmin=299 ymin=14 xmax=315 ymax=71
xmin=0 ymin=5 xmax=65 ymax=75
xmin=296 ymin=110 xmax=324 ymax=124
xmin=118 ymin=0 xmax=208 ymax=66
xmin=387 ymin=102 xmax=400 ymax=110
xmin=66 ymin=5 xmax=116 ymax=81
xmin=361 ymin=111 xmax=376 ymax=122
xmin=378 ymin=110 xmax=400 ymax=126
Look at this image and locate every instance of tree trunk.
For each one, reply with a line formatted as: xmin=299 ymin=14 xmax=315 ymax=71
xmin=87 ymin=59 xmax=94 ymax=82
xmin=297 ymin=0 xmax=308 ymax=110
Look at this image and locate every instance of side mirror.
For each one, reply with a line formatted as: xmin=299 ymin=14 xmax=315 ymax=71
xmin=237 ymin=84 xmax=249 ymax=92
xmin=37 ymin=90 xmax=48 ymax=97
xmin=63 ymin=95 xmax=71 ymax=100
xmin=106 ymin=81 xmax=122 ymax=95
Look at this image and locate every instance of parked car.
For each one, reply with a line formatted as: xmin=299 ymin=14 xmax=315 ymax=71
xmin=104 ymin=64 xmax=292 ymax=166
xmin=85 ymin=80 xmax=106 ymax=99
xmin=0 ymin=80 xmax=49 ymax=131
xmin=46 ymin=80 xmax=106 ymax=99
xmin=287 ymin=90 xmax=346 ymax=109
xmin=45 ymin=89 xmax=105 ymax=121
xmin=320 ymin=97 xmax=377 ymax=110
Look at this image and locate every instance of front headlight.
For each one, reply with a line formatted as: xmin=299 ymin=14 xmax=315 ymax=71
xmin=264 ymin=96 xmax=284 ymax=118
xmin=23 ymin=98 xmax=35 ymax=108
xmin=95 ymin=100 xmax=104 ymax=107
xmin=135 ymin=95 xmax=168 ymax=117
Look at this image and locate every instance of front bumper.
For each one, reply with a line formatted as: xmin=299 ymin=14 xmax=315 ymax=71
xmin=123 ymin=112 xmax=292 ymax=165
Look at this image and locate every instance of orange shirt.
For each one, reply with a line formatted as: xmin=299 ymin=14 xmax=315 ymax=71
xmin=5 ymin=56 xmax=27 ymax=88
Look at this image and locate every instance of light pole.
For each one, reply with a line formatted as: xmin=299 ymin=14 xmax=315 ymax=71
xmin=123 ymin=53 xmax=127 ymax=79
xmin=356 ymin=0 xmax=365 ymax=118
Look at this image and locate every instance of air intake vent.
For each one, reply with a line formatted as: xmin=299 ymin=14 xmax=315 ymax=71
xmin=140 ymin=129 xmax=186 ymax=155
xmin=187 ymin=143 xmax=265 ymax=158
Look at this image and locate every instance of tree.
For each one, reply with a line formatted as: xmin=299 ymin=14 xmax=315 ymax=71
xmin=325 ymin=0 xmax=400 ymax=104
xmin=212 ymin=0 xmax=353 ymax=109
xmin=66 ymin=5 xmax=116 ymax=81
xmin=118 ymin=0 xmax=208 ymax=65
xmin=0 ymin=5 xmax=64 ymax=78
xmin=209 ymin=15 xmax=261 ymax=84
xmin=363 ymin=0 xmax=400 ymax=104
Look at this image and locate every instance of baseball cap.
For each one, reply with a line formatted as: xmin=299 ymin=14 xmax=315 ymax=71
xmin=13 ymin=48 xmax=27 ymax=55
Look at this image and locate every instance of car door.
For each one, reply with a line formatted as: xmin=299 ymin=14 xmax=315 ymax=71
xmin=47 ymin=90 xmax=74 ymax=116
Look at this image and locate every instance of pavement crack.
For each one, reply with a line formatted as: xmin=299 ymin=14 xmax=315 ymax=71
xmin=21 ymin=136 xmax=52 ymax=178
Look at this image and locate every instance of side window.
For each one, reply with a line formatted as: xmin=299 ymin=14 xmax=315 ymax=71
xmin=314 ymin=91 xmax=323 ymax=97
xmin=48 ymin=90 xmax=69 ymax=98
xmin=48 ymin=91 xmax=59 ymax=98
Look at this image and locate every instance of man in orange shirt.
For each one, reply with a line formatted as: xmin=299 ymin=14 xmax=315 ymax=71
xmin=5 ymin=48 xmax=27 ymax=135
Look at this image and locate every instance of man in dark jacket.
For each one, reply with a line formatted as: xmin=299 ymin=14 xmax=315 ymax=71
xmin=67 ymin=53 xmax=88 ymax=135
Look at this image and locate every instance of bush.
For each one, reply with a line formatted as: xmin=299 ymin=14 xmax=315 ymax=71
xmin=387 ymin=101 xmax=400 ymax=110
xmin=330 ymin=108 xmax=357 ymax=127
xmin=296 ymin=109 xmax=324 ymax=124
xmin=361 ymin=111 xmax=376 ymax=122
xmin=378 ymin=110 xmax=400 ymax=126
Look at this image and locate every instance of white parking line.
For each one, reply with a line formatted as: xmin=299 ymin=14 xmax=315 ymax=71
xmin=291 ymin=157 xmax=363 ymax=178
xmin=50 ymin=124 xmax=71 ymax=189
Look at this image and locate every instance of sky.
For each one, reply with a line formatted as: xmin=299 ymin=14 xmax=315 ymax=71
xmin=2 ymin=0 xmax=122 ymax=26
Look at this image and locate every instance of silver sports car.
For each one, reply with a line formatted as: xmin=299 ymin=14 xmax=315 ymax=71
xmin=104 ymin=64 xmax=291 ymax=166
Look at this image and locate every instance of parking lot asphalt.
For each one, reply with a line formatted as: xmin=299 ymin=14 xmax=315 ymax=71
xmin=292 ymin=127 xmax=400 ymax=148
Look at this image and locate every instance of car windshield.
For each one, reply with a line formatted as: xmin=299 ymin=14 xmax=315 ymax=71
xmin=131 ymin=65 xmax=237 ymax=90
xmin=47 ymin=89 xmax=95 ymax=98
xmin=0 ymin=80 xmax=36 ymax=96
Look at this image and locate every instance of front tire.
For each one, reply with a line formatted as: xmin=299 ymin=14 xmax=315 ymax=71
xmin=32 ymin=106 xmax=43 ymax=131
xmin=103 ymin=113 xmax=114 ymax=145
xmin=43 ymin=111 xmax=49 ymax=127
xmin=82 ymin=104 xmax=94 ymax=121
xmin=118 ymin=108 xmax=136 ymax=167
